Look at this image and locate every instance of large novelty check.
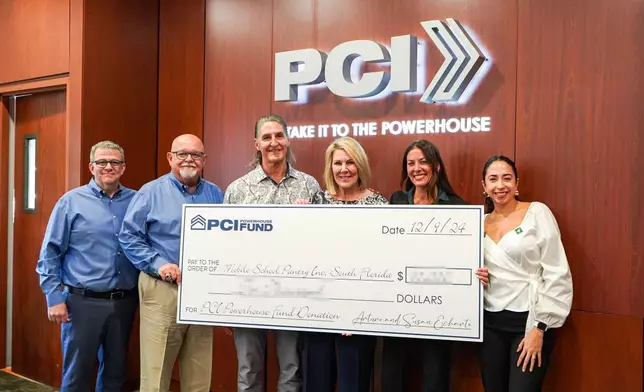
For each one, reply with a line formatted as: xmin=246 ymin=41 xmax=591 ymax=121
xmin=177 ymin=204 xmax=484 ymax=342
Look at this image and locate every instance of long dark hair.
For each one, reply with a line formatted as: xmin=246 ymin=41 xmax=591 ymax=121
xmin=400 ymin=139 xmax=460 ymax=202
xmin=482 ymin=155 xmax=519 ymax=213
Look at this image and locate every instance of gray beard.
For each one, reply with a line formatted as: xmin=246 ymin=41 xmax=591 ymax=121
xmin=179 ymin=167 xmax=198 ymax=179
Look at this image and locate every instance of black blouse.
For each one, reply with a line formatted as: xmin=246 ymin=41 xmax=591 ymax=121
xmin=389 ymin=187 xmax=467 ymax=206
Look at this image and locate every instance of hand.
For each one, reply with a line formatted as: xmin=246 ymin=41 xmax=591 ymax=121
xmin=341 ymin=333 xmax=353 ymax=336
xmin=48 ymin=303 xmax=69 ymax=323
xmin=295 ymin=200 xmax=311 ymax=205
xmin=159 ymin=263 xmax=181 ymax=284
xmin=475 ymin=267 xmax=489 ymax=287
xmin=516 ymin=328 xmax=544 ymax=372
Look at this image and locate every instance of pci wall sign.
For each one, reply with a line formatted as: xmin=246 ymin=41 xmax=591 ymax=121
xmin=275 ymin=18 xmax=488 ymax=104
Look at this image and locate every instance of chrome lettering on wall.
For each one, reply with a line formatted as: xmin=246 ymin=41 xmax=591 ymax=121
xmin=274 ymin=18 xmax=487 ymax=104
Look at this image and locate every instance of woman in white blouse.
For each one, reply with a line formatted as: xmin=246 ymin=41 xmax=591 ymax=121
xmin=479 ymin=156 xmax=573 ymax=392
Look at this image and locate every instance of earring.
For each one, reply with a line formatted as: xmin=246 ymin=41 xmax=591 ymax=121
xmin=514 ymin=190 xmax=519 ymax=196
xmin=483 ymin=191 xmax=489 ymax=198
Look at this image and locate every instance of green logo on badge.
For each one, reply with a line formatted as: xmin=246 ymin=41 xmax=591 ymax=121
xmin=515 ymin=227 xmax=523 ymax=234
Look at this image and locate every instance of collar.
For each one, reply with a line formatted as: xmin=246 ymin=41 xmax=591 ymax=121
xmin=88 ymin=178 xmax=122 ymax=199
xmin=167 ymin=172 xmax=204 ymax=193
xmin=406 ymin=186 xmax=450 ymax=204
xmin=248 ymin=164 xmax=300 ymax=184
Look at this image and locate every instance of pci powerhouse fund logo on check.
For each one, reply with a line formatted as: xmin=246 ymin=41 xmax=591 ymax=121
xmin=190 ymin=214 xmax=274 ymax=232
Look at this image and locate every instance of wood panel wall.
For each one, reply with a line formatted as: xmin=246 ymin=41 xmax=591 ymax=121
xmin=157 ymin=0 xmax=206 ymax=175
xmin=195 ymin=0 xmax=644 ymax=390
xmin=67 ymin=0 xmax=84 ymax=190
xmin=80 ymin=0 xmax=159 ymax=190
xmin=543 ymin=310 xmax=643 ymax=391
xmin=0 ymin=0 xmax=75 ymax=373
xmin=511 ymin=1 xmax=644 ymax=383
xmin=0 ymin=99 xmax=9 ymax=368
xmin=0 ymin=0 xmax=642 ymax=390
xmin=516 ymin=0 xmax=644 ymax=317
xmin=0 ymin=0 xmax=159 ymax=384
xmin=203 ymin=0 xmax=274 ymax=186
xmin=0 ymin=0 xmax=70 ymax=84
xmin=202 ymin=0 xmax=518 ymax=205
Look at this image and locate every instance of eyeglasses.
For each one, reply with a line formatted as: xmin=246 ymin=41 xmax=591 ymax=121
xmin=92 ymin=160 xmax=124 ymax=169
xmin=172 ymin=151 xmax=205 ymax=160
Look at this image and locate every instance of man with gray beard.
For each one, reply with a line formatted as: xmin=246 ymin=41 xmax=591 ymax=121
xmin=120 ymin=134 xmax=224 ymax=391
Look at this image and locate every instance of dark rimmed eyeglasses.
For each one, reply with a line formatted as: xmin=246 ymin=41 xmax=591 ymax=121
xmin=171 ymin=151 xmax=205 ymax=160
xmin=92 ymin=160 xmax=124 ymax=169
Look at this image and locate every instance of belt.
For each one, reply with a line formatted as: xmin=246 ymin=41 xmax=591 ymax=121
xmin=64 ymin=285 xmax=136 ymax=300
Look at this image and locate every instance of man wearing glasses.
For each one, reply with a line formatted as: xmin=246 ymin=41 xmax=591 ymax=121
xmin=36 ymin=141 xmax=138 ymax=392
xmin=119 ymin=134 xmax=223 ymax=392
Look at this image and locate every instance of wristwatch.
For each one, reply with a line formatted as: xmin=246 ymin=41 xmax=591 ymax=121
xmin=534 ymin=321 xmax=548 ymax=332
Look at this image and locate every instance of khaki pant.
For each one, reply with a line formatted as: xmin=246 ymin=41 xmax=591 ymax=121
xmin=138 ymin=272 xmax=213 ymax=392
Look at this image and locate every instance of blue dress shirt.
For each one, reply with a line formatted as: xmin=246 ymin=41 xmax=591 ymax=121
xmin=36 ymin=179 xmax=138 ymax=307
xmin=119 ymin=173 xmax=224 ymax=276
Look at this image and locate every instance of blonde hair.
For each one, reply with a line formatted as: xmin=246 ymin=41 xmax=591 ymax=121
xmin=323 ymin=137 xmax=371 ymax=195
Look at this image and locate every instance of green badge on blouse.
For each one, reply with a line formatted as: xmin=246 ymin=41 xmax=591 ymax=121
xmin=515 ymin=227 xmax=523 ymax=234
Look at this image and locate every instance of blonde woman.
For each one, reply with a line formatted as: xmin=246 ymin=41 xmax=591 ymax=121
xmin=301 ymin=137 xmax=387 ymax=392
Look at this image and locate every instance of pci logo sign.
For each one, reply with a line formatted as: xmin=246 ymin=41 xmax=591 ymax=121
xmin=275 ymin=18 xmax=487 ymax=104
xmin=190 ymin=215 xmax=207 ymax=230
xmin=190 ymin=215 xmax=274 ymax=232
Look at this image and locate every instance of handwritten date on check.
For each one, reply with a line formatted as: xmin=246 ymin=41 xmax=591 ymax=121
xmin=177 ymin=204 xmax=484 ymax=342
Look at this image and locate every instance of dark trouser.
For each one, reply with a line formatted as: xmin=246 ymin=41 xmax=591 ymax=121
xmin=479 ymin=310 xmax=556 ymax=392
xmin=304 ymin=332 xmax=375 ymax=392
xmin=381 ymin=337 xmax=451 ymax=392
xmin=60 ymin=289 xmax=138 ymax=392
xmin=234 ymin=328 xmax=301 ymax=392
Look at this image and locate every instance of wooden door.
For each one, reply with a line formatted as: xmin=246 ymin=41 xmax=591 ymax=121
xmin=12 ymin=90 xmax=67 ymax=387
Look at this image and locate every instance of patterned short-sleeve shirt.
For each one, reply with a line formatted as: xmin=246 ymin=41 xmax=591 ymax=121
xmin=224 ymin=165 xmax=321 ymax=205
xmin=311 ymin=190 xmax=389 ymax=205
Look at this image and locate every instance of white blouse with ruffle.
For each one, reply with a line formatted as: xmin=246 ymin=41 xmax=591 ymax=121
xmin=484 ymin=202 xmax=573 ymax=335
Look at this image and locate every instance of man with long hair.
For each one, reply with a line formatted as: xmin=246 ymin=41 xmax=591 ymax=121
xmin=225 ymin=114 xmax=320 ymax=392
